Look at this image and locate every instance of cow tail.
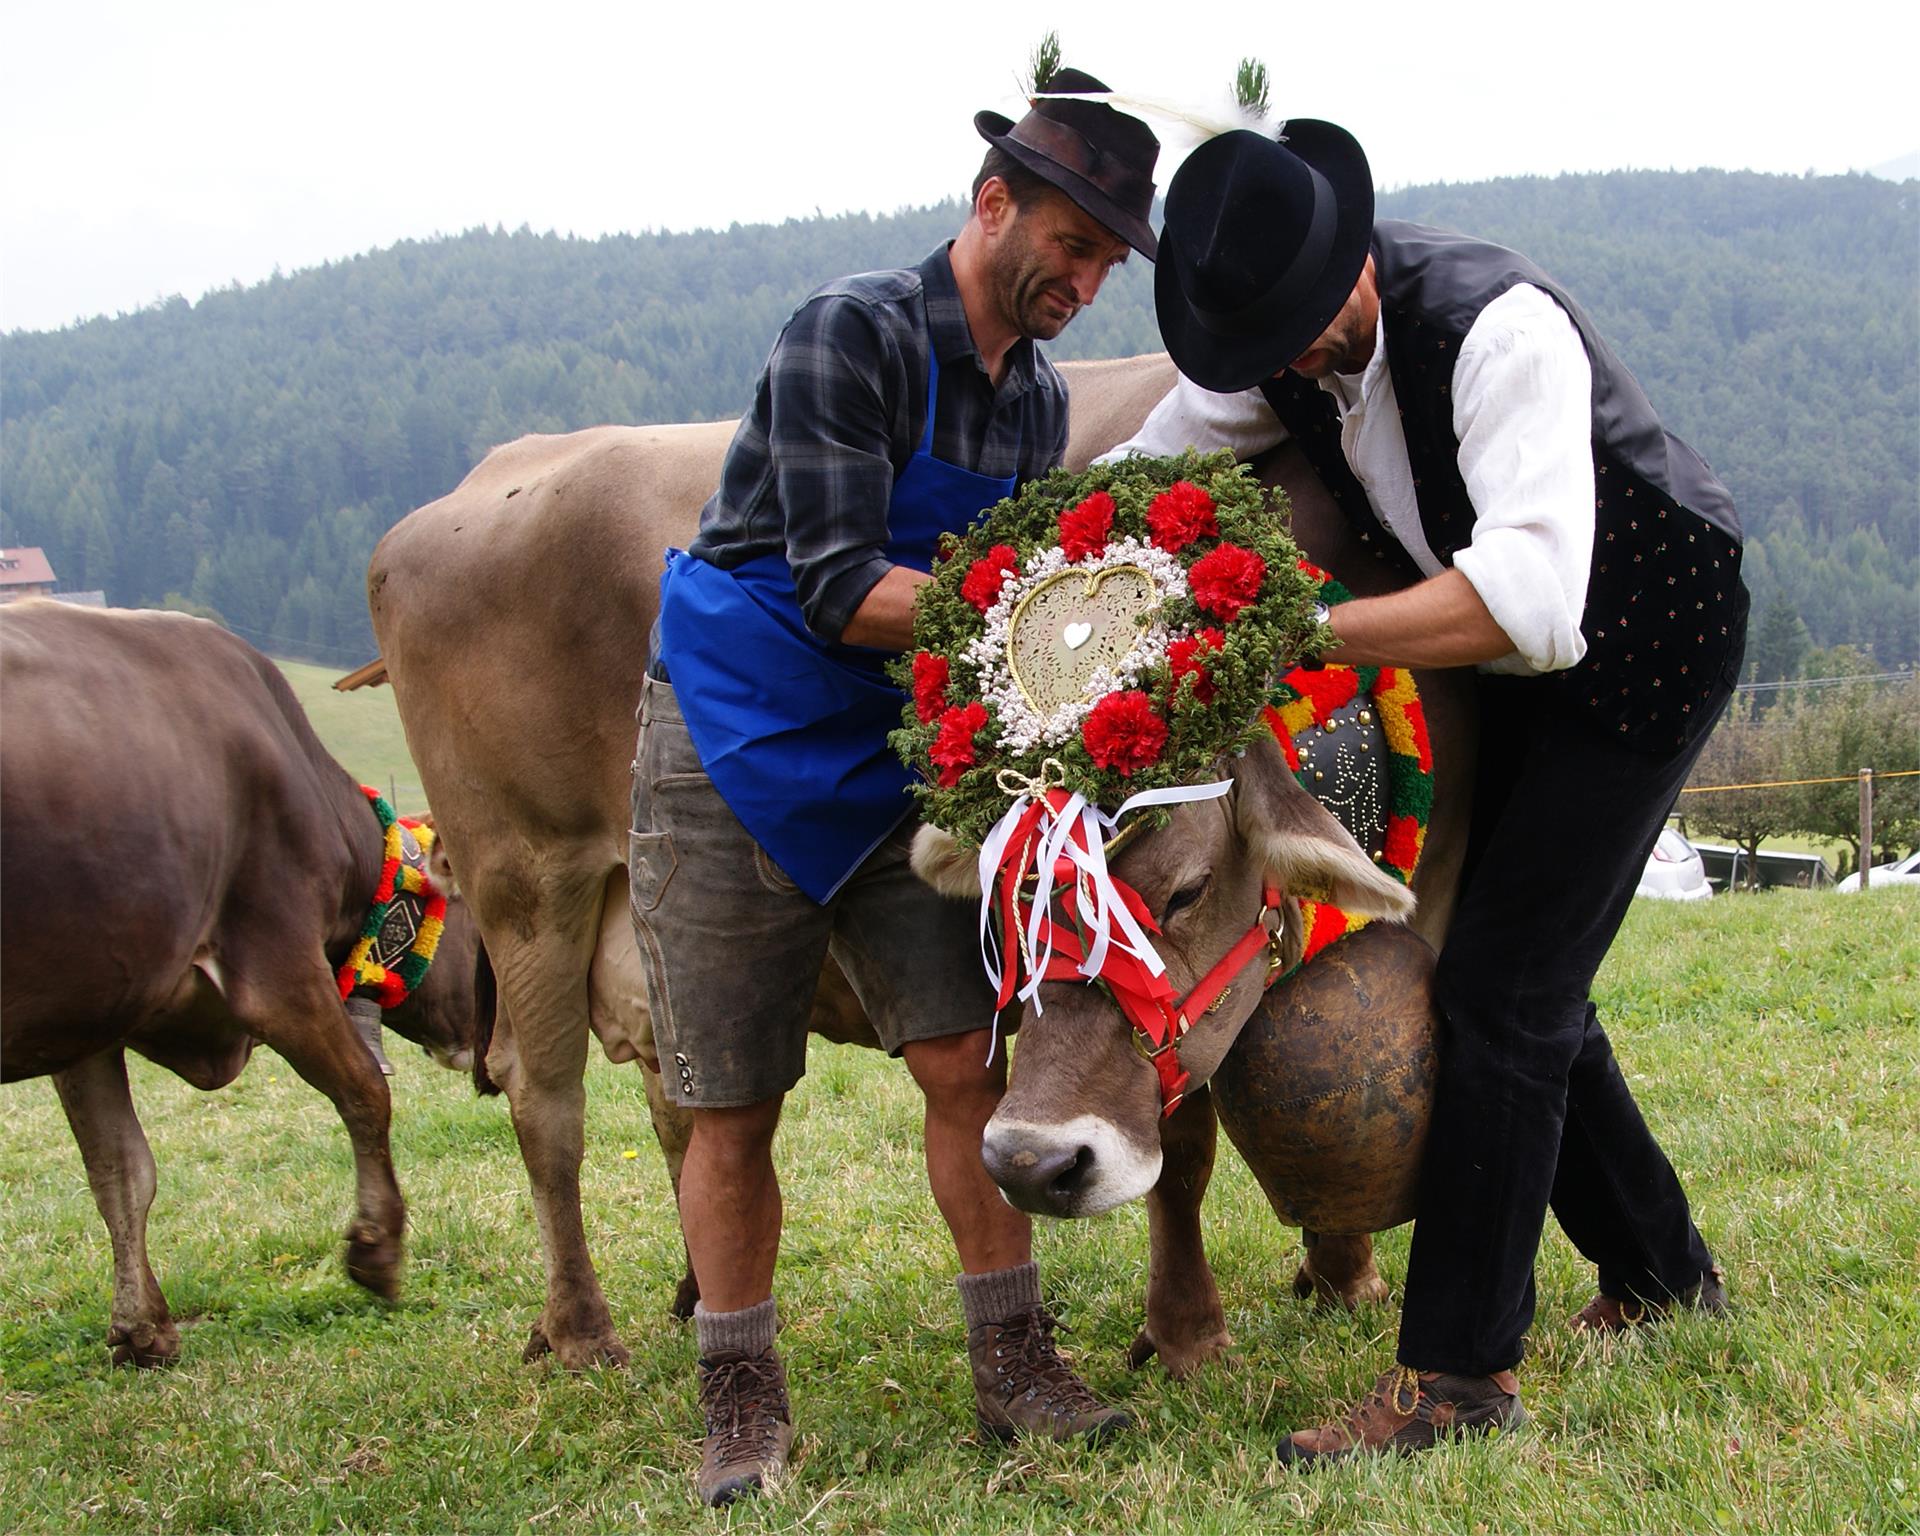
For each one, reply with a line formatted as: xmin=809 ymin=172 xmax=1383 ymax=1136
xmin=471 ymin=940 xmax=502 ymax=1097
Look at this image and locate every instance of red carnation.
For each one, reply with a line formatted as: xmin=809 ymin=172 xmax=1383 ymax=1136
xmin=1296 ymin=556 xmax=1333 ymax=585
xmin=961 ymin=545 xmax=1020 ymax=613
xmin=930 ymin=701 xmax=989 ymax=787
xmin=1168 ymin=627 xmax=1226 ymax=705
xmin=1190 ymin=542 xmax=1267 ymax=621
xmin=1147 ymin=480 xmax=1218 ymax=552
xmin=1058 ymin=490 xmax=1115 ymax=562
xmin=1082 ymin=690 xmax=1168 ymax=778
xmin=911 ymin=651 xmax=951 ymax=724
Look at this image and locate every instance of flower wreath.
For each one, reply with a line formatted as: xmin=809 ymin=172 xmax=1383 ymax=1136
xmin=335 ymin=786 xmax=449 ymax=1010
xmin=890 ymin=450 xmax=1329 ymax=850
xmin=1265 ymin=564 xmax=1434 ymax=974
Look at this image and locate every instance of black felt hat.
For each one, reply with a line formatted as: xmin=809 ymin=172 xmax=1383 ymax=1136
xmin=1154 ymin=123 xmax=1375 ymax=392
xmin=975 ymin=68 xmax=1161 ymax=260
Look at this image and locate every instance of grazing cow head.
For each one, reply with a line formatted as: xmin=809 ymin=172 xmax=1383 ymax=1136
xmin=914 ymin=730 xmax=1413 ymax=1217
xmin=379 ymin=826 xmax=483 ymax=1071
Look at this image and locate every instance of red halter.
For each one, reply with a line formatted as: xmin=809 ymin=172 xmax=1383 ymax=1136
xmin=990 ymin=788 xmax=1286 ymax=1117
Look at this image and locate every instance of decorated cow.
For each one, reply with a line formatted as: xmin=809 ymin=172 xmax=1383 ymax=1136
xmin=0 ymin=602 xmax=484 ymax=1366
xmin=897 ymin=450 xmax=1447 ymax=1372
xmin=367 ymin=354 xmax=1478 ymax=1372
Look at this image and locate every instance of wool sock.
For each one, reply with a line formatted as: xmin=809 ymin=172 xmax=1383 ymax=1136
xmin=693 ymin=1296 xmax=778 ymax=1360
xmin=957 ymin=1261 xmax=1042 ymax=1331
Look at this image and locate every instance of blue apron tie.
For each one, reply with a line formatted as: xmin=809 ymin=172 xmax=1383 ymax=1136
xmin=659 ymin=351 xmax=1017 ymax=902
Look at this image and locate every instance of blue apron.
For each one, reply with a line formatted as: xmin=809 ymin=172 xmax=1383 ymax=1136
xmin=658 ymin=351 xmax=1017 ymax=902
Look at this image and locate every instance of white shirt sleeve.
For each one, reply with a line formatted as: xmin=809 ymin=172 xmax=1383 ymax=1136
xmin=1449 ymin=283 xmax=1596 ymax=675
xmin=1092 ymin=373 xmax=1288 ymax=464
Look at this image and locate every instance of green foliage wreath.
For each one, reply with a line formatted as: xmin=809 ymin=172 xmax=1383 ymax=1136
xmin=890 ymin=450 xmax=1330 ymax=849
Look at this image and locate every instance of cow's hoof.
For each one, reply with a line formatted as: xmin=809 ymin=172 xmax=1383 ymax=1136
xmin=523 ymin=1320 xmax=631 ymax=1370
xmin=1126 ymin=1324 xmax=1232 ymax=1380
xmin=345 ymin=1223 xmax=403 ymax=1300
xmin=669 ymin=1268 xmax=700 ymax=1321
xmin=1291 ymin=1261 xmax=1390 ymax=1311
xmin=108 ymin=1319 xmax=181 ymax=1369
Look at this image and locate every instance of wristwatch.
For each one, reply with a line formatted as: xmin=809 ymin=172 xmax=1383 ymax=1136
xmin=1296 ymin=601 xmax=1334 ymax=672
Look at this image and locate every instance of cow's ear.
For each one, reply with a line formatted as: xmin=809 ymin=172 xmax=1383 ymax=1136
xmin=910 ymin=824 xmax=981 ymax=901
xmin=418 ymin=813 xmax=462 ymax=898
xmin=1233 ymin=732 xmax=1415 ymax=922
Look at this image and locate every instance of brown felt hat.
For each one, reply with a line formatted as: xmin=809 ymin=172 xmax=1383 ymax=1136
xmin=975 ymin=68 xmax=1161 ymax=260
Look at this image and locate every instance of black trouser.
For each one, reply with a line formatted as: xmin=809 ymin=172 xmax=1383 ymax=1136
xmin=1396 ymin=673 xmax=1732 ymax=1376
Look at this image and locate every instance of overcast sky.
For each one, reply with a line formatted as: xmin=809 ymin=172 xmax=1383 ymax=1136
xmin=3 ymin=0 xmax=1915 ymax=335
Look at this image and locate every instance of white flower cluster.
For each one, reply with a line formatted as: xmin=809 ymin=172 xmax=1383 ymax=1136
xmin=966 ymin=537 xmax=1191 ymax=756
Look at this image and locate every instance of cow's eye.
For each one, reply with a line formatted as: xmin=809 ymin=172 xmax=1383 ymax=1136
xmin=1162 ymin=878 xmax=1209 ymax=923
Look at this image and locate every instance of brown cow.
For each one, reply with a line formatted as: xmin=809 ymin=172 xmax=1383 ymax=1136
xmin=367 ymin=354 xmax=1477 ymax=1373
xmin=0 ymin=602 xmax=483 ymax=1366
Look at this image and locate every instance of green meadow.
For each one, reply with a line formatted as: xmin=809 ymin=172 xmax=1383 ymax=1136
xmin=2 ymin=888 xmax=1915 ymax=1533
xmin=271 ymin=656 xmax=426 ymax=815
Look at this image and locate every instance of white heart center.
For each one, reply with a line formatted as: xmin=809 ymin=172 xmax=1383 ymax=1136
xmin=1062 ymin=621 xmax=1093 ymax=651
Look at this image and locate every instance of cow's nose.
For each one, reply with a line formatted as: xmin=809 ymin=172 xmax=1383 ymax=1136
xmin=982 ymin=1133 xmax=1098 ymax=1215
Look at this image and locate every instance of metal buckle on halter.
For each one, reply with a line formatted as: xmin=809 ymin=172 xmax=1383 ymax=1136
xmin=1260 ymin=899 xmax=1290 ymax=980
xmin=1129 ymin=1007 xmax=1192 ymax=1064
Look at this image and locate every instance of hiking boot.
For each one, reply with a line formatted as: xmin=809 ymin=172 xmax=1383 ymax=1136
xmin=696 ymin=1349 xmax=794 ymax=1507
xmin=1277 ymin=1364 xmax=1527 ymax=1467
xmin=968 ymin=1305 xmax=1131 ymax=1444
xmin=1571 ymin=1264 xmax=1729 ymax=1334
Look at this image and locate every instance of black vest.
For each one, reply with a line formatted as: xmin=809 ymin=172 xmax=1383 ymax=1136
xmin=1261 ymin=221 xmax=1749 ymax=753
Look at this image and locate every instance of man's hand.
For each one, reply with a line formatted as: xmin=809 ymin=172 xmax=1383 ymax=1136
xmin=839 ymin=565 xmax=932 ymax=651
xmin=1321 ymin=568 xmax=1516 ymax=669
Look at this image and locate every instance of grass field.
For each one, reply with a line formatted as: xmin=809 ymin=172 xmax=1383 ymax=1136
xmin=3 ymin=891 xmax=1916 ymax=1534
xmin=271 ymin=657 xmax=425 ymax=815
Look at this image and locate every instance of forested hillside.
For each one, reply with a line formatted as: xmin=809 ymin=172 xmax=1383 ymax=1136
xmin=3 ymin=169 xmax=1913 ymax=667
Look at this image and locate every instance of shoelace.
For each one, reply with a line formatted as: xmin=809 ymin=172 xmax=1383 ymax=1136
xmin=989 ymin=1308 xmax=1102 ymax=1412
xmin=1341 ymin=1366 xmax=1424 ymax=1438
xmin=699 ymin=1356 xmax=787 ymax=1464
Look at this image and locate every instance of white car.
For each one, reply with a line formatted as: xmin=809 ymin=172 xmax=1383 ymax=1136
xmin=1835 ymin=848 xmax=1920 ymax=892
xmin=1637 ymin=827 xmax=1714 ymax=901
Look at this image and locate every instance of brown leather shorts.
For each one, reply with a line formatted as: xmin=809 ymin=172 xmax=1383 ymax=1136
xmin=628 ymin=676 xmax=1005 ymax=1109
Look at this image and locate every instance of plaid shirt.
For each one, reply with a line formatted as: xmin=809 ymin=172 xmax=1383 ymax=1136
xmin=685 ymin=244 xmax=1069 ymax=642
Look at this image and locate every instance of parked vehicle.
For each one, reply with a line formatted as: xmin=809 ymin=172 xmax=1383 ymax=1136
xmin=1692 ymin=843 xmax=1836 ymax=893
xmin=1637 ymin=827 xmax=1714 ymax=901
xmin=1835 ymin=848 xmax=1920 ymax=892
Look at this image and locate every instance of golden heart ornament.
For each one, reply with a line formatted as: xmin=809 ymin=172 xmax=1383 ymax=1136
xmin=1006 ymin=565 xmax=1158 ymax=716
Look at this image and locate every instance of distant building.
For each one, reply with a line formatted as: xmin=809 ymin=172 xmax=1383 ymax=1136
xmin=0 ymin=548 xmax=59 ymax=604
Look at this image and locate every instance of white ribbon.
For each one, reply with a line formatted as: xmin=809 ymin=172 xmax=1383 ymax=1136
xmin=973 ymin=774 xmax=1236 ymax=1061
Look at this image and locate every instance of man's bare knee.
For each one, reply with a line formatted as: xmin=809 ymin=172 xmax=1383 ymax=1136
xmin=902 ymin=1031 xmax=1003 ymax=1100
xmin=689 ymin=1099 xmax=783 ymax=1169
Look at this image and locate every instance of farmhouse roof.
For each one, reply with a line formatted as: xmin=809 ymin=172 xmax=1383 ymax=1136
xmin=0 ymin=547 xmax=57 ymax=586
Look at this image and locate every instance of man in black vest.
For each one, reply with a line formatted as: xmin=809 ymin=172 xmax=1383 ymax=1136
xmin=1121 ymin=123 xmax=1748 ymax=1463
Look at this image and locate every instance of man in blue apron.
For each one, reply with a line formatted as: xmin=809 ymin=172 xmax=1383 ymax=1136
xmin=1123 ymin=124 xmax=1747 ymax=1464
xmin=631 ymin=70 xmax=1159 ymax=1505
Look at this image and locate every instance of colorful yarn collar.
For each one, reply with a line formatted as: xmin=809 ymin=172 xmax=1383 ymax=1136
xmin=336 ymin=786 xmax=449 ymax=1010
xmin=1265 ymin=563 xmax=1433 ymax=978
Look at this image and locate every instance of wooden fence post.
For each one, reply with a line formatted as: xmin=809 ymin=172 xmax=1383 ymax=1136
xmin=1859 ymin=767 xmax=1874 ymax=888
